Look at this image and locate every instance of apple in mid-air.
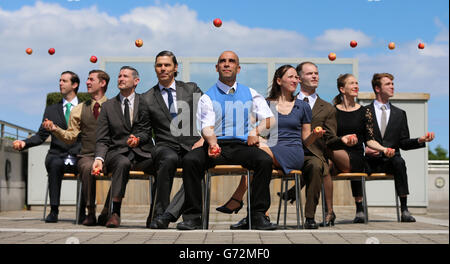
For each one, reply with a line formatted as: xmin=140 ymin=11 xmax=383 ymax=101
xmin=26 ymin=48 xmax=33 ymax=55
xmin=48 ymin=48 xmax=55 ymax=55
xmin=135 ymin=39 xmax=143 ymax=47
xmin=388 ymin=42 xmax=396 ymax=50
xmin=213 ymin=18 xmax=222 ymax=27
xmin=328 ymin=52 xmax=336 ymax=61
xmin=418 ymin=43 xmax=425 ymax=49
xmin=90 ymin=56 xmax=97 ymax=63
xmin=350 ymin=40 xmax=357 ymax=48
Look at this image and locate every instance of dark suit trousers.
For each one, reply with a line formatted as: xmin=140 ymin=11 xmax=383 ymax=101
xmin=181 ymin=142 xmax=273 ymax=221
xmin=45 ymin=153 xmax=77 ymax=207
xmin=153 ymin=145 xmax=186 ymax=218
xmin=301 ymin=155 xmax=324 ymax=219
xmin=77 ymin=157 xmax=96 ymax=209
xmin=105 ymin=151 xmax=154 ymax=199
xmin=367 ymin=155 xmax=409 ymax=196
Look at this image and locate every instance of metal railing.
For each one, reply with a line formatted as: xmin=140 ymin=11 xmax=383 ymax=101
xmin=0 ymin=120 xmax=35 ymax=140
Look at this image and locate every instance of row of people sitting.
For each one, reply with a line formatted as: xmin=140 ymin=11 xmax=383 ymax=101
xmin=13 ymin=50 xmax=434 ymax=230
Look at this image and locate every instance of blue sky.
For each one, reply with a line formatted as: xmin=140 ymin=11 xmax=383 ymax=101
xmin=0 ymin=0 xmax=448 ymax=151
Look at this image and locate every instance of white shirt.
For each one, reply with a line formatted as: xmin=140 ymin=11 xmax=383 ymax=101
xmin=119 ymin=92 xmax=135 ymax=124
xmin=297 ymin=91 xmax=318 ymax=110
xmin=62 ymin=97 xmax=79 ymax=115
xmin=197 ymin=80 xmax=274 ymax=131
xmin=158 ymin=81 xmax=178 ymax=111
xmin=373 ymin=100 xmax=391 ymax=131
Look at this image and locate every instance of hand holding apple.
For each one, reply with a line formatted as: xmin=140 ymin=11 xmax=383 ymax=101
xmin=12 ymin=140 xmax=25 ymax=151
xmin=42 ymin=118 xmax=57 ymax=131
xmin=208 ymin=144 xmax=221 ymax=158
xmin=342 ymin=134 xmax=358 ymax=146
xmin=313 ymin=126 xmax=326 ymax=137
xmin=419 ymin=132 xmax=435 ymax=143
xmin=92 ymin=159 xmax=103 ymax=175
xmin=384 ymin=147 xmax=395 ymax=158
xmin=127 ymin=134 xmax=139 ymax=147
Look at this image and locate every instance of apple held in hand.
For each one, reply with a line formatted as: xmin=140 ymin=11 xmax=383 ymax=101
xmin=93 ymin=167 xmax=101 ymax=176
xmin=211 ymin=146 xmax=221 ymax=155
xmin=213 ymin=18 xmax=222 ymax=27
xmin=314 ymin=126 xmax=323 ymax=133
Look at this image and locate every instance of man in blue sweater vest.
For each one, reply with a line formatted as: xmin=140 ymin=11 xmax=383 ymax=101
xmin=177 ymin=51 xmax=277 ymax=230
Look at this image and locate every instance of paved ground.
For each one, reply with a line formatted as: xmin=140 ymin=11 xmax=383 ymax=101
xmin=0 ymin=204 xmax=448 ymax=245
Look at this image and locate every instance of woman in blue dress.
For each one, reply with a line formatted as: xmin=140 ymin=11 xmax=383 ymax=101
xmin=216 ymin=65 xmax=324 ymax=218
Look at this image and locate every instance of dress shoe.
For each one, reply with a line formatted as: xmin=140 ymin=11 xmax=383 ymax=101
xmin=176 ymin=218 xmax=202 ymax=230
xmin=401 ymin=210 xmax=416 ymax=222
xmin=45 ymin=211 xmax=58 ymax=223
xmin=320 ymin=212 xmax=336 ymax=227
xmin=277 ymin=187 xmax=296 ymax=204
xmin=106 ymin=213 xmax=121 ymax=228
xmin=230 ymin=217 xmax=249 ymax=230
xmin=216 ymin=198 xmax=244 ymax=214
xmin=304 ymin=218 xmax=318 ymax=229
xmin=77 ymin=213 xmax=86 ymax=225
xmin=82 ymin=214 xmax=97 ymax=226
xmin=251 ymin=214 xmax=277 ymax=230
xmin=353 ymin=211 xmax=366 ymax=223
xmin=97 ymin=212 xmax=109 ymax=226
xmin=149 ymin=213 xmax=175 ymax=229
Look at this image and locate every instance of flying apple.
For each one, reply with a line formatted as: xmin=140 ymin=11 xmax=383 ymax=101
xmin=90 ymin=55 xmax=97 ymax=63
xmin=418 ymin=43 xmax=425 ymax=49
xmin=350 ymin=40 xmax=357 ymax=48
xmin=135 ymin=39 xmax=143 ymax=47
xmin=48 ymin=48 xmax=55 ymax=55
xmin=26 ymin=48 xmax=33 ymax=55
xmin=328 ymin=52 xmax=336 ymax=61
xmin=388 ymin=42 xmax=395 ymax=50
xmin=213 ymin=18 xmax=222 ymax=27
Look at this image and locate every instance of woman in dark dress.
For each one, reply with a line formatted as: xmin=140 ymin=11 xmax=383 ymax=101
xmin=323 ymin=74 xmax=395 ymax=225
xmin=216 ymin=65 xmax=324 ymax=216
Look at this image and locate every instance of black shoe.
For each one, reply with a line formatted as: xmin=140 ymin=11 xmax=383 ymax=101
xmin=45 ymin=211 xmax=58 ymax=223
xmin=304 ymin=218 xmax=318 ymax=229
xmin=149 ymin=213 xmax=175 ymax=229
xmin=277 ymin=187 xmax=296 ymax=204
xmin=230 ymin=217 xmax=249 ymax=230
xmin=401 ymin=210 xmax=416 ymax=222
xmin=77 ymin=212 xmax=86 ymax=225
xmin=216 ymin=198 xmax=244 ymax=214
xmin=353 ymin=211 xmax=366 ymax=223
xmin=251 ymin=214 xmax=277 ymax=230
xmin=97 ymin=212 xmax=109 ymax=226
xmin=177 ymin=218 xmax=202 ymax=230
xmin=320 ymin=212 xmax=336 ymax=227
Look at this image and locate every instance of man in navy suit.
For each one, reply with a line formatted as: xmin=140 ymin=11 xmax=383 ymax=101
xmin=13 ymin=71 xmax=82 ymax=223
xmin=365 ymin=73 xmax=435 ymax=222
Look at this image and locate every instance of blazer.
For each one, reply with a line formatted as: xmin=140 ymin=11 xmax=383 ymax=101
xmin=95 ymin=93 xmax=153 ymax=161
xmin=24 ymin=101 xmax=81 ymax=157
xmin=136 ymin=80 xmax=203 ymax=152
xmin=305 ymin=96 xmax=342 ymax=173
xmin=366 ymin=101 xmax=424 ymax=159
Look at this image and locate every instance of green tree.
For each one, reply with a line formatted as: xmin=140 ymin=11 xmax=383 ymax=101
xmin=428 ymin=145 xmax=449 ymax=160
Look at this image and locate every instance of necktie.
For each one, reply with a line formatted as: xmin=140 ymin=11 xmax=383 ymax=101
xmin=164 ymin=88 xmax=177 ymax=118
xmin=380 ymin=105 xmax=387 ymax=137
xmin=65 ymin=103 xmax=72 ymax=125
xmin=303 ymin=97 xmax=309 ymax=103
xmin=93 ymin=102 xmax=100 ymax=120
xmin=229 ymin=87 xmax=235 ymax=94
xmin=124 ymin=98 xmax=131 ymax=127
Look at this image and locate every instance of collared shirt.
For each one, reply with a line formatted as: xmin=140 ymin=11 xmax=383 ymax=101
xmin=54 ymin=95 xmax=108 ymax=145
xmin=62 ymin=97 xmax=79 ymax=116
xmin=297 ymin=91 xmax=318 ymax=110
xmin=197 ymin=80 xmax=274 ymax=131
xmin=119 ymin=92 xmax=135 ymax=124
xmin=158 ymin=80 xmax=178 ymax=110
xmin=373 ymin=99 xmax=391 ymax=131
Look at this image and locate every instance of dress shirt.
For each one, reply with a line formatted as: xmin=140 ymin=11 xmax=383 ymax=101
xmin=62 ymin=97 xmax=79 ymax=116
xmin=53 ymin=95 xmax=108 ymax=145
xmin=119 ymin=92 xmax=135 ymax=124
xmin=373 ymin=100 xmax=391 ymax=132
xmin=197 ymin=80 xmax=274 ymax=131
xmin=297 ymin=91 xmax=317 ymax=110
xmin=158 ymin=81 xmax=178 ymax=110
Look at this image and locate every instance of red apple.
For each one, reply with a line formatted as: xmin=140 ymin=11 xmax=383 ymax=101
xmin=314 ymin=126 xmax=323 ymax=133
xmin=26 ymin=48 xmax=33 ymax=55
xmin=388 ymin=42 xmax=395 ymax=50
xmin=135 ymin=39 xmax=143 ymax=47
xmin=418 ymin=43 xmax=425 ymax=49
xmin=350 ymin=40 xmax=357 ymax=48
xmin=328 ymin=52 xmax=336 ymax=61
xmin=48 ymin=48 xmax=55 ymax=55
xmin=93 ymin=168 xmax=101 ymax=176
xmin=90 ymin=55 xmax=97 ymax=63
xmin=213 ymin=18 xmax=222 ymax=27
xmin=211 ymin=146 xmax=221 ymax=155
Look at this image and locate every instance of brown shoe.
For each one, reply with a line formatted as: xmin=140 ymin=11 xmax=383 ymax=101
xmin=82 ymin=214 xmax=97 ymax=226
xmin=106 ymin=213 xmax=120 ymax=228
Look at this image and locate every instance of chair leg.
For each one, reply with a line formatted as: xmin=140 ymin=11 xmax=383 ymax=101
xmin=294 ymin=174 xmax=301 ymax=229
xmin=394 ymin=189 xmax=400 ymax=222
xmin=283 ymin=179 xmax=288 ymax=229
xmin=321 ymin=182 xmax=326 ymax=226
xmin=246 ymin=171 xmax=251 ymax=230
xmin=362 ymin=177 xmax=369 ymax=224
xmin=76 ymin=180 xmax=82 ymax=225
xmin=43 ymin=178 xmax=49 ymax=221
xmin=202 ymin=172 xmax=211 ymax=230
xmin=148 ymin=176 xmax=155 ymax=222
xmin=276 ymin=178 xmax=283 ymax=226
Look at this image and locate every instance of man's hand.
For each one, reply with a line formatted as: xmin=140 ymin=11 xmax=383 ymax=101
xmin=92 ymin=159 xmax=103 ymax=175
xmin=208 ymin=143 xmax=221 ymax=159
xmin=365 ymin=146 xmax=380 ymax=157
xmin=42 ymin=118 xmax=57 ymax=131
xmin=12 ymin=140 xmax=25 ymax=151
xmin=342 ymin=134 xmax=358 ymax=146
xmin=127 ymin=134 xmax=139 ymax=148
xmin=418 ymin=132 xmax=435 ymax=143
xmin=312 ymin=126 xmax=326 ymax=138
xmin=191 ymin=138 xmax=204 ymax=150
xmin=247 ymin=128 xmax=260 ymax=147
xmin=383 ymin=147 xmax=395 ymax=158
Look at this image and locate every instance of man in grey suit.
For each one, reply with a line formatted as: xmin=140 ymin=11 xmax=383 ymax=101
xmin=135 ymin=51 xmax=204 ymax=229
xmin=92 ymin=66 xmax=154 ymax=228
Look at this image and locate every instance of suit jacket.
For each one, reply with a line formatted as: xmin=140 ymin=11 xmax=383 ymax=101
xmin=95 ymin=93 xmax=153 ymax=161
xmin=24 ymin=101 xmax=81 ymax=157
xmin=366 ymin=101 xmax=424 ymax=160
xmin=135 ymin=80 xmax=203 ymax=152
xmin=305 ymin=96 xmax=342 ymax=172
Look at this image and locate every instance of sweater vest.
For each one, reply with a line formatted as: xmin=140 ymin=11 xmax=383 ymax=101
xmin=79 ymin=100 xmax=98 ymax=156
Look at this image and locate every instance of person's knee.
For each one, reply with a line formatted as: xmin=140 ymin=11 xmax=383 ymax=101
xmin=391 ymin=156 xmax=406 ymax=168
xmin=113 ymin=156 xmax=131 ymax=171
